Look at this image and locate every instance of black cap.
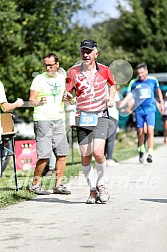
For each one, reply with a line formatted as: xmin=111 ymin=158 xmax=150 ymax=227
xmin=80 ymin=39 xmax=97 ymax=50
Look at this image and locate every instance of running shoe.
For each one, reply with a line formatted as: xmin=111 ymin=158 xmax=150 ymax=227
xmin=29 ymin=184 xmax=50 ymax=195
xmin=139 ymin=152 xmax=145 ymax=164
xmin=86 ymin=188 xmax=99 ymax=204
xmin=97 ymin=185 xmax=110 ymax=203
xmin=146 ymin=154 xmax=153 ymax=163
xmin=53 ymin=184 xmax=71 ymax=195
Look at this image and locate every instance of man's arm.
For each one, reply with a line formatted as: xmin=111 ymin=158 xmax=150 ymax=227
xmin=107 ymin=66 xmax=116 ymax=107
xmin=156 ymin=88 xmax=164 ymax=114
xmin=1 ymin=99 xmax=24 ymax=112
xmin=108 ymin=85 xmax=116 ymax=107
xmin=0 ymin=81 xmax=23 ymax=112
xmin=117 ymin=92 xmax=134 ymax=109
xmin=29 ymin=90 xmax=46 ymax=106
xmin=63 ymin=69 xmax=74 ymax=101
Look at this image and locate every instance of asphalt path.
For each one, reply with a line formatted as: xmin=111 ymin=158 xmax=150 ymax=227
xmin=0 ymin=137 xmax=166 ymax=252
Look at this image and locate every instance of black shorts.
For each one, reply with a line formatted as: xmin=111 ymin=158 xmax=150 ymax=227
xmin=75 ymin=117 xmax=109 ymax=145
xmin=162 ymin=115 xmax=167 ymax=122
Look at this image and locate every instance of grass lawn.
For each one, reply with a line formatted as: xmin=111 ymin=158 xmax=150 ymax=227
xmin=0 ymin=147 xmax=82 ymax=208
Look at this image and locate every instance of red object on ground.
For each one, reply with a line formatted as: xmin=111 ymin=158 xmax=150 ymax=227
xmin=15 ymin=140 xmax=37 ymax=170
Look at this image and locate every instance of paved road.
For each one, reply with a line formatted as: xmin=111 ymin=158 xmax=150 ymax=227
xmin=0 ymin=138 xmax=167 ymax=252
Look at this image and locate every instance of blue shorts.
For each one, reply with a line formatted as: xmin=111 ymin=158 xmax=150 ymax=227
xmin=135 ymin=112 xmax=155 ymax=128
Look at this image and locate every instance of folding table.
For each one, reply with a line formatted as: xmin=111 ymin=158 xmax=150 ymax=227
xmin=0 ymin=113 xmax=18 ymax=191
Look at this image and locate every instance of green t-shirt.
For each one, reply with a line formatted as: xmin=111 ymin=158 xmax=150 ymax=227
xmin=30 ymin=72 xmax=66 ymax=121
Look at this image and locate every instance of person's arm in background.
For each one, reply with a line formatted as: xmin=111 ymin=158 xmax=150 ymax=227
xmin=0 ymin=81 xmax=23 ymax=112
xmin=156 ymin=88 xmax=164 ymax=114
xmin=107 ymin=67 xmax=116 ymax=107
xmin=1 ymin=99 xmax=23 ymax=112
xmin=63 ymin=68 xmax=74 ymax=102
xmin=117 ymin=92 xmax=134 ymax=109
xmin=116 ymin=79 xmax=136 ymax=113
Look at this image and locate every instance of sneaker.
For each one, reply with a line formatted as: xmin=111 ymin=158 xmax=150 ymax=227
xmin=106 ymin=159 xmax=119 ymax=167
xmin=139 ymin=152 xmax=145 ymax=164
xmin=53 ymin=184 xmax=71 ymax=195
xmin=97 ymin=185 xmax=110 ymax=203
xmin=147 ymin=154 xmax=153 ymax=163
xmin=86 ymin=188 xmax=99 ymax=204
xmin=29 ymin=184 xmax=50 ymax=195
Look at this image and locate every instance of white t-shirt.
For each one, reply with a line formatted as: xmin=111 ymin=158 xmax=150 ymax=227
xmin=0 ymin=81 xmax=7 ymax=104
xmin=30 ymin=72 xmax=66 ymax=121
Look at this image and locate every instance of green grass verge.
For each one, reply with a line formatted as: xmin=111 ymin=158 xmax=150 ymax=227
xmin=0 ymin=148 xmax=82 ymax=209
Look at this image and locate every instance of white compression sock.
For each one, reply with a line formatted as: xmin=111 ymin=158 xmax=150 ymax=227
xmin=82 ymin=164 xmax=96 ymax=189
xmin=95 ymin=161 xmax=106 ymax=186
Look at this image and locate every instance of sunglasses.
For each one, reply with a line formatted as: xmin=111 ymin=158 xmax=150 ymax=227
xmin=44 ymin=62 xmax=57 ymax=67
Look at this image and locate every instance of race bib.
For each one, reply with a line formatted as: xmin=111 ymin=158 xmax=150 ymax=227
xmin=137 ymin=85 xmax=151 ymax=99
xmin=79 ymin=112 xmax=98 ymax=126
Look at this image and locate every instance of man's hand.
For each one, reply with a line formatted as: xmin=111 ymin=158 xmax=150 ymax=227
xmin=63 ymin=90 xmax=73 ymax=101
xmin=40 ymin=97 xmax=47 ymax=105
xmin=159 ymin=101 xmax=164 ymax=114
xmin=16 ymin=98 xmax=24 ymax=107
xmin=107 ymin=97 xmax=114 ymax=107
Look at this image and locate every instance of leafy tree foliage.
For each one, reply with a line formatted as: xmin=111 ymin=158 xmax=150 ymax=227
xmin=114 ymin=0 xmax=167 ymax=72
xmin=2 ymin=0 xmax=167 ymax=122
xmin=86 ymin=18 xmax=135 ymax=66
xmin=0 ymin=0 xmax=94 ymax=120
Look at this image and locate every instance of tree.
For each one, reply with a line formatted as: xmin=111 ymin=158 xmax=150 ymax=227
xmin=86 ymin=18 xmax=134 ymax=66
xmin=112 ymin=0 xmax=167 ymax=72
xmin=0 ymin=0 xmax=95 ymax=121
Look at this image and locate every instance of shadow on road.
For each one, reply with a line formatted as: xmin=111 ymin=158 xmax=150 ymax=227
xmin=140 ymin=198 xmax=167 ymax=204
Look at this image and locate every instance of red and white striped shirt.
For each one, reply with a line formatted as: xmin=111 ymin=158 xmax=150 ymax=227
xmin=66 ymin=62 xmax=115 ymax=116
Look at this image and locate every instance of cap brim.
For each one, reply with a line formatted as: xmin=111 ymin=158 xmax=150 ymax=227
xmin=80 ymin=46 xmax=95 ymax=50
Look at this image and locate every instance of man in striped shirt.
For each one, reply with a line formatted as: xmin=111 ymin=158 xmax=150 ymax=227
xmin=65 ymin=39 xmax=116 ymax=204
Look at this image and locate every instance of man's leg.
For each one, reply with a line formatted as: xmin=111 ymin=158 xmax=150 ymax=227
xmin=135 ymin=113 xmax=146 ymax=163
xmin=93 ymin=118 xmax=110 ymax=203
xmin=53 ymin=155 xmax=71 ymax=194
xmin=106 ymin=117 xmax=119 ymax=166
xmin=93 ymin=138 xmax=106 ymax=185
xmin=42 ymin=152 xmax=56 ymax=176
xmin=52 ymin=119 xmax=71 ymax=194
xmin=163 ymin=120 xmax=167 ymax=143
xmin=76 ymin=124 xmax=96 ymax=189
xmin=93 ymin=138 xmax=110 ymax=203
xmin=146 ymin=125 xmax=154 ymax=162
xmin=33 ymin=158 xmax=49 ymax=185
xmin=29 ymin=121 xmax=52 ymax=194
xmin=145 ymin=112 xmax=155 ymax=163
xmin=29 ymin=158 xmax=51 ymax=195
xmin=55 ymin=156 xmax=66 ymax=187
xmin=147 ymin=126 xmax=154 ymax=149
xmin=79 ymin=142 xmax=96 ymax=190
xmin=137 ymin=127 xmax=145 ymax=148
xmin=76 ymin=123 xmax=98 ymax=203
